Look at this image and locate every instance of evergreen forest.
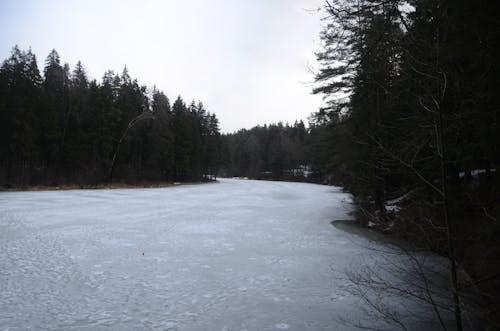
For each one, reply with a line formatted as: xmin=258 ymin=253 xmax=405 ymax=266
xmin=308 ymin=1 xmax=500 ymax=328
xmin=0 ymin=47 xmax=223 ymax=185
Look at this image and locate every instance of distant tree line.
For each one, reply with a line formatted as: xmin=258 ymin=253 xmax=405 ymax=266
xmin=312 ymin=0 xmax=499 ymax=329
xmin=0 ymin=47 xmax=223 ymax=186
xmin=223 ymin=121 xmax=314 ymax=181
xmin=222 ymin=119 xmax=359 ymax=183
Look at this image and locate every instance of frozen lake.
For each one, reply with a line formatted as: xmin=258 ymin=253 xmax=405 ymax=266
xmin=0 ymin=179 xmax=448 ymax=330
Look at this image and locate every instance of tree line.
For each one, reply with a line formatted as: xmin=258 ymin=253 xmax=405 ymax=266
xmin=222 ymin=121 xmax=315 ymax=181
xmin=311 ymin=0 xmax=499 ymax=329
xmin=0 ymin=47 xmax=223 ymax=186
xmin=222 ymin=120 xmax=351 ymax=183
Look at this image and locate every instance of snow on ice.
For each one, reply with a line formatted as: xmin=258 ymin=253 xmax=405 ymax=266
xmin=0 ymin=179 xmax=449 ymax=330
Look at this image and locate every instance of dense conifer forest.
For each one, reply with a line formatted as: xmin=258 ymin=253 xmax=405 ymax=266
xmin=308 ymin=1 xmax=500 ymax=329
xmin=0 ymin=47 xmax=223 ymax=185
xmin=223 ymin=121 xmax=311 ymax=181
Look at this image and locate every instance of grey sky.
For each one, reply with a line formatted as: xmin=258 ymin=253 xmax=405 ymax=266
xmin=0 ymin=0 xmax=324 ymax=132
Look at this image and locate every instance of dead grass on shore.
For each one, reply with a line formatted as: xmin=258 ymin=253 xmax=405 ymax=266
xmin=1 ymin=180 xmax=216 ymax=192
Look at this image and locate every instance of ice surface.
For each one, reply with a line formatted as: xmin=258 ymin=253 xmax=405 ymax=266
xmin=0 ymin=179 xmax=450 ymax=330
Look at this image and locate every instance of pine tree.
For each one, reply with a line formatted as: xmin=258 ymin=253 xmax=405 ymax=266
xmin=148 ymin=88 xmax=174 ymax=180
xmin=41 ymin=49 xmax=66 ymax=178
xmin=0 ymin=46 xmax=42 ymax=184
xmin=172 ymin=96 xmax=192 ymax=180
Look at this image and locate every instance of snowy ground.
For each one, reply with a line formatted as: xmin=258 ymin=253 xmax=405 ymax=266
xmin=0 ymin=179 xmax=451 ymax=330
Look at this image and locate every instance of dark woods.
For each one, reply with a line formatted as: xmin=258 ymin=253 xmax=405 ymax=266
xmin=0 ymin=47 xmax=223 ymax=186
xmin=0 ymin=47 xmax=325 ymax=187
xmin=222 ymin=121 xmax=344 ymax=183
xmin=312 ymin=0 xmax=500 ymax=329
xmin=223 ymin=121 xmax=317 ymax=181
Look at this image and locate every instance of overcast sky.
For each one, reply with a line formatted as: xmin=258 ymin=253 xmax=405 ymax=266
xmin=0 ymin=0 xmax=325 ymax=132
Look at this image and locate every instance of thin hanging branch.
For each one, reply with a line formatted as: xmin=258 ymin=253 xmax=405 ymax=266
xmin=107 ymin=111 xmax=154 ymax=181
